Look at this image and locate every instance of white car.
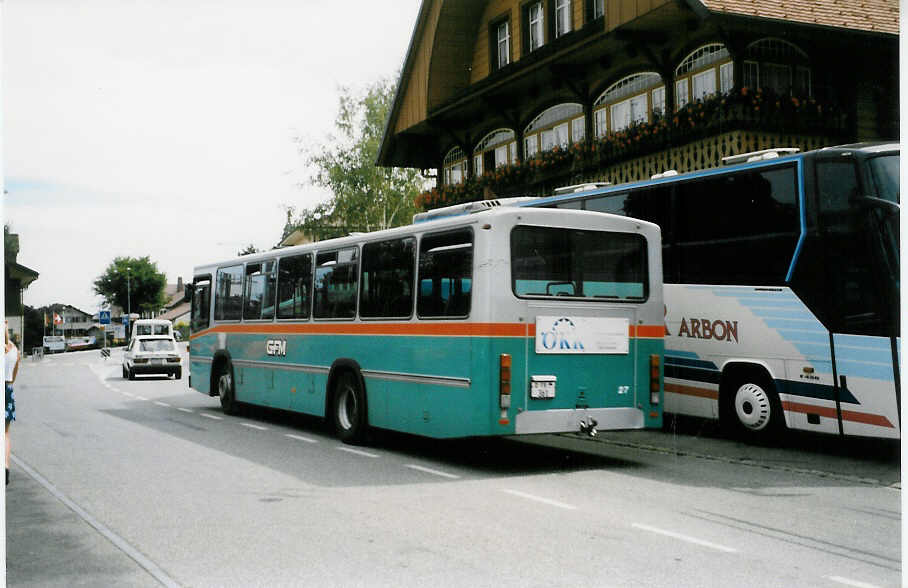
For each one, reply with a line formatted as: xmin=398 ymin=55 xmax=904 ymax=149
xmin=122 ymin=335 xmax=182 ymax=380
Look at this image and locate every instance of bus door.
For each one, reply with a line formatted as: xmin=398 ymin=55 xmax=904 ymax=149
xmin=814 ymin=157 xmax=900 ymax=438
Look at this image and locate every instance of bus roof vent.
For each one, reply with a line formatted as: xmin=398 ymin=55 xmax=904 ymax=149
xmin=553 ymin=182 xmax=611 ymax=195
xmin=412 ymin=196 xmax=536 ymax=223
xmin=722 ymin=148 xmax=799 ymax=165
xmin=651 ymin=170 xmax=678 ymax=179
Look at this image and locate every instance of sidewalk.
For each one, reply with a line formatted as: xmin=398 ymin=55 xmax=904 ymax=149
xmin=5 ymin=457 xmax=157 ymax=587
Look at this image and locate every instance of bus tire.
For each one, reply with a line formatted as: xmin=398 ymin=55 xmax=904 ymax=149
xmin=217 ymin=363 xmax=239 ymax=415
xmin=721 ymin=368 xmax=783 ymax=440
xmin=332 ymin=371 xmax=368 ymax=445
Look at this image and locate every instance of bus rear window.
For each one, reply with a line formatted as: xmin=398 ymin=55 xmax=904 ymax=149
xmin=511 ymin=226 xmax=647 ymax=301
xmin=866 ymin=155 xmax=899 ymax=204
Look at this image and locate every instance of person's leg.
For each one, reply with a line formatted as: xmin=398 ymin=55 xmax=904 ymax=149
xmin=5 ymin=421 xmax=10 ymax=485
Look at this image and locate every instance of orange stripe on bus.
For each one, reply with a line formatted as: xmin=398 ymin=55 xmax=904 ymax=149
xmin=190 ymin=322 xmax=665 ymax=340
xmin=664 ymin=382 xmax=718 ymax=400
xmin=781 ymin=401 xmax=895 ymax=429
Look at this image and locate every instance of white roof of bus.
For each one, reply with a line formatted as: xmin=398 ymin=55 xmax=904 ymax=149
xmin=192 ymin=207 xmax=658 ymax=274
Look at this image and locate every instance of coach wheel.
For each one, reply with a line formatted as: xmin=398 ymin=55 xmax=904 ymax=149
xmin=722 ymin=372 xmax=783 ymax=440
xmin=217 ymin=364 xmax=239 ymax=415
xmin=333 ymin=371 xmax=367 ymax=445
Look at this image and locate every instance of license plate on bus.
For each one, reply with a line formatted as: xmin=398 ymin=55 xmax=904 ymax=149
xmin=152 ymin=359 xmax=163 ymax=366
xmin=530 ymin=375 xmax=556 ymax=399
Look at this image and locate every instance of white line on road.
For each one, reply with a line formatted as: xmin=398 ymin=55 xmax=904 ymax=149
xmin=121 ymin=392 xmax=135 ymax=398
xmin=337 ymin=446 xmax=380 ymax=458
xmin=239 ymin=423 xmax=268 ymax=431
xmin=200 ymin=413 xmax=223 ymax=420
xmin=134 ymin=395 xmax=148 ymax=401
xmin=501 ymin=489 xmax=577 ymax=510
xmin=632 ymin=523 xmax=738 ymax=553
xmin=405 ymin=464 xmax=461 ymax=479
xmin=153 ymin=401 xmax=171 ymax=408
xmin=11 ymin=454 xmax=181 ymax=588
xmin=826 ymin=576 xmax=882 ymax=588
xmin=285 ymin=434 xmax=318 ymax=443
xmin=177 ymin=408 xmax=193 ymax=414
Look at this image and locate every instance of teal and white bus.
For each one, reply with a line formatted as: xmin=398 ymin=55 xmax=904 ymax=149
xmin=187 ymin=207 xmax=665 ymax=443
xmin=525 ymin=142 xmax=899 ymax=440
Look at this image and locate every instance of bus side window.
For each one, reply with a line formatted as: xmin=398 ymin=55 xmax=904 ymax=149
xmin=417 ymin=229 xmax=473 ymax=319
xmin=314 ymin=248 xmax=358 ymax=319
xmin=244 ymin=261 xmax=277 ymax=321
xmin=190 ymin=277 xmax=211 ymax=333
xmin=360 ymin=238 xmax=415 ymax=319
xmin=277 ymin=254 xmax=312 ymax=320
xmin=214 ymin=265 xmax=244 ymax=321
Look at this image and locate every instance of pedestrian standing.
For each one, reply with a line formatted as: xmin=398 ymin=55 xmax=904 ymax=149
xmin=5 ymin=322 xmax=20 ymax=485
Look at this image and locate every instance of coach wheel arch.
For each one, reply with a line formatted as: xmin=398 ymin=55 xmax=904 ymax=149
xmin=719 ymin=363 xmax=785 ymax=439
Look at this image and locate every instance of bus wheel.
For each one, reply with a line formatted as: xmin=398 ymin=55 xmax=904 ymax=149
xmin=217 ymin=364 xmax=239 ymax=415
xmin=723 ymin=372 xmax=782 ymax=440
xmin=333 ymin=371 xmax=367 ymax=444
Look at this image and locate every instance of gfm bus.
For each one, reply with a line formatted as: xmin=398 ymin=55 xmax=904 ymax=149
xmin=527 ymin=142 xmax=899 ymax=440
xmin=187 ymin=207 xmax=664 ymax=443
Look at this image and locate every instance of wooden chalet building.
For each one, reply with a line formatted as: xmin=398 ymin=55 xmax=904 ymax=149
xmin=377 ymin=0 xmax=898 ymax=209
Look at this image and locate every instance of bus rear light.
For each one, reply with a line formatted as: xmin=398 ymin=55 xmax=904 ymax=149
xmin=650 ymin=354 xmax=661 ymax=405
xmin=499 ymin=354 xmax=511 ymax=409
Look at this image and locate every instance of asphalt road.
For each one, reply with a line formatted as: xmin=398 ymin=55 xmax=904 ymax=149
xmin=5 ymin=348 xmax=901 ymax=587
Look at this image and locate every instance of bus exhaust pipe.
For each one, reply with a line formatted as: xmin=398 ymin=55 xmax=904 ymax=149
xmin=579 ymin=417 xmax=598 ymax=437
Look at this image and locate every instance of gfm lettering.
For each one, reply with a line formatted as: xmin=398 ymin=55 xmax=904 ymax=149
xmin=671 ymin=318 xmax=739 ymax=343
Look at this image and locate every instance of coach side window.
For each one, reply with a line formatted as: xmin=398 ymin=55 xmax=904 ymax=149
xmin=277 ymin=254 xmax=313 ymax=320
xmin=214 ymin=265 xmax=244 ymax=321
xmin=360 ymin=238 xmax=415 ymax=319
xmin=243 ymin=260 xmax=276 ymax=321
xmin=417 ymin=229 xmax=473 ymax=319
xmin=314 ymin=247 xmax=358 ymax=319
xmin=190 ymin=276 xmax=211 ymax=333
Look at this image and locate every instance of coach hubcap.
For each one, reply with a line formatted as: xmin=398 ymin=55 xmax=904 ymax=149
xmin=734 ymin=383 xmax=771 ymax=431
xmin=218 ymin=373 xmax=232 ymax=397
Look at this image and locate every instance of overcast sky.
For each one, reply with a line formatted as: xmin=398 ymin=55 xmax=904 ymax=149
xmin=3 ymin=0 xmax=422 ymax=313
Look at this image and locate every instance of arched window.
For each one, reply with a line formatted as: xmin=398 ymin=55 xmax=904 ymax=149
xmin=473 ymin=129 xmax=516 ymax=176
xmin=742 ymin=38 xmax=811 ymax=96
xmin=593 ymin=72 xmax=663 ymax=136
xmin=674 ymin=43 xmax=733 ymax=108
xmin=524 ymin=103 xmax=584 ymax=157
xmin=443 ymin=146 xmax=467 ymax=185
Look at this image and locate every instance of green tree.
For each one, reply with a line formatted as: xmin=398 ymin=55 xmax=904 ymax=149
xmin=286 ymin=77 xmax=428 ymax=242
xmin=237 ymin=244 xmax=260 ymax=256
xmin=93 ymin=256 xmax=167 ymax=316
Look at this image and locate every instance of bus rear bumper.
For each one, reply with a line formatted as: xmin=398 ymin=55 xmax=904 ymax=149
xmin=515 ymin=407 xmax=643 ymax=434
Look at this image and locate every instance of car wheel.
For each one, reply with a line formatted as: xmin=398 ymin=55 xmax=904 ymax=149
xmin=122 ymin=366 xmax=128 ymax=379
xmin=128 ymin=367 xmax=135 ymax=381
xmin=332 ymin=371 xmax=368 ymax=444
xmin=175 ymin=368 xmax=182 ymax=380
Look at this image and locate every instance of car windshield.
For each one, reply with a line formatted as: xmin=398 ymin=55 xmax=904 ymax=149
xmin=139 ymin=339 xmax=174 ymax=352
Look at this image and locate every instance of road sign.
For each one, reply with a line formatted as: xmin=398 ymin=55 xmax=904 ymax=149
xmin=99 ymin=310 xmax=111 ymax=325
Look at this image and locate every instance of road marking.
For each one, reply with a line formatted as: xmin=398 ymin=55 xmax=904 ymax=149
xmin=11 ymin=454 xmax=181 ymax=588
xmin=285 ymin=434 xmax=318 ymax=443
xmin=501 ymin=489 xmax=577 ymax=511
xmin=200 ymin=412 xmax=223 ymax=420
xmin=337 ymin=446 xmax=380 ymax=458
xmin=154 ymin=401 xmax=171 ymax=407
xmin=239 ymin=422 xmax=268 ymax=431
xmin=405 ymin=464 xmax=460 ymax=479
xmin=632 ymin=523 xmax=738 ymax=553
xmin=134 ymin=395 xmax=148 ymax=401
xmin=177 ymin=408 xmax=193 ymax=413
xmin=826 ymin=576 xmax=882 ymax=588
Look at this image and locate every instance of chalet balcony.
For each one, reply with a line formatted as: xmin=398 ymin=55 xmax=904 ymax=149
xmin=416 ymin=88 xmax=848 ymax=211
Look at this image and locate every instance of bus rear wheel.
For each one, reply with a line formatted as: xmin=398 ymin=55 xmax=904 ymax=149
xmin=722 ymin=371 xmax=783 ymax=441
xmin=217 ymin=364 xmax=239 ymax=415
xmin=333 ymin=371 xmax=367 ymax=445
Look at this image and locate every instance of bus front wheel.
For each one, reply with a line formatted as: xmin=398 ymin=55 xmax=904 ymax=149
xmin=333 ymin=371 xmax=367 ymax=445
xmin=721 ymin=371 xmax=783 ymax=441
xmin=217 ymin=364 xmax=239 ymax=415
